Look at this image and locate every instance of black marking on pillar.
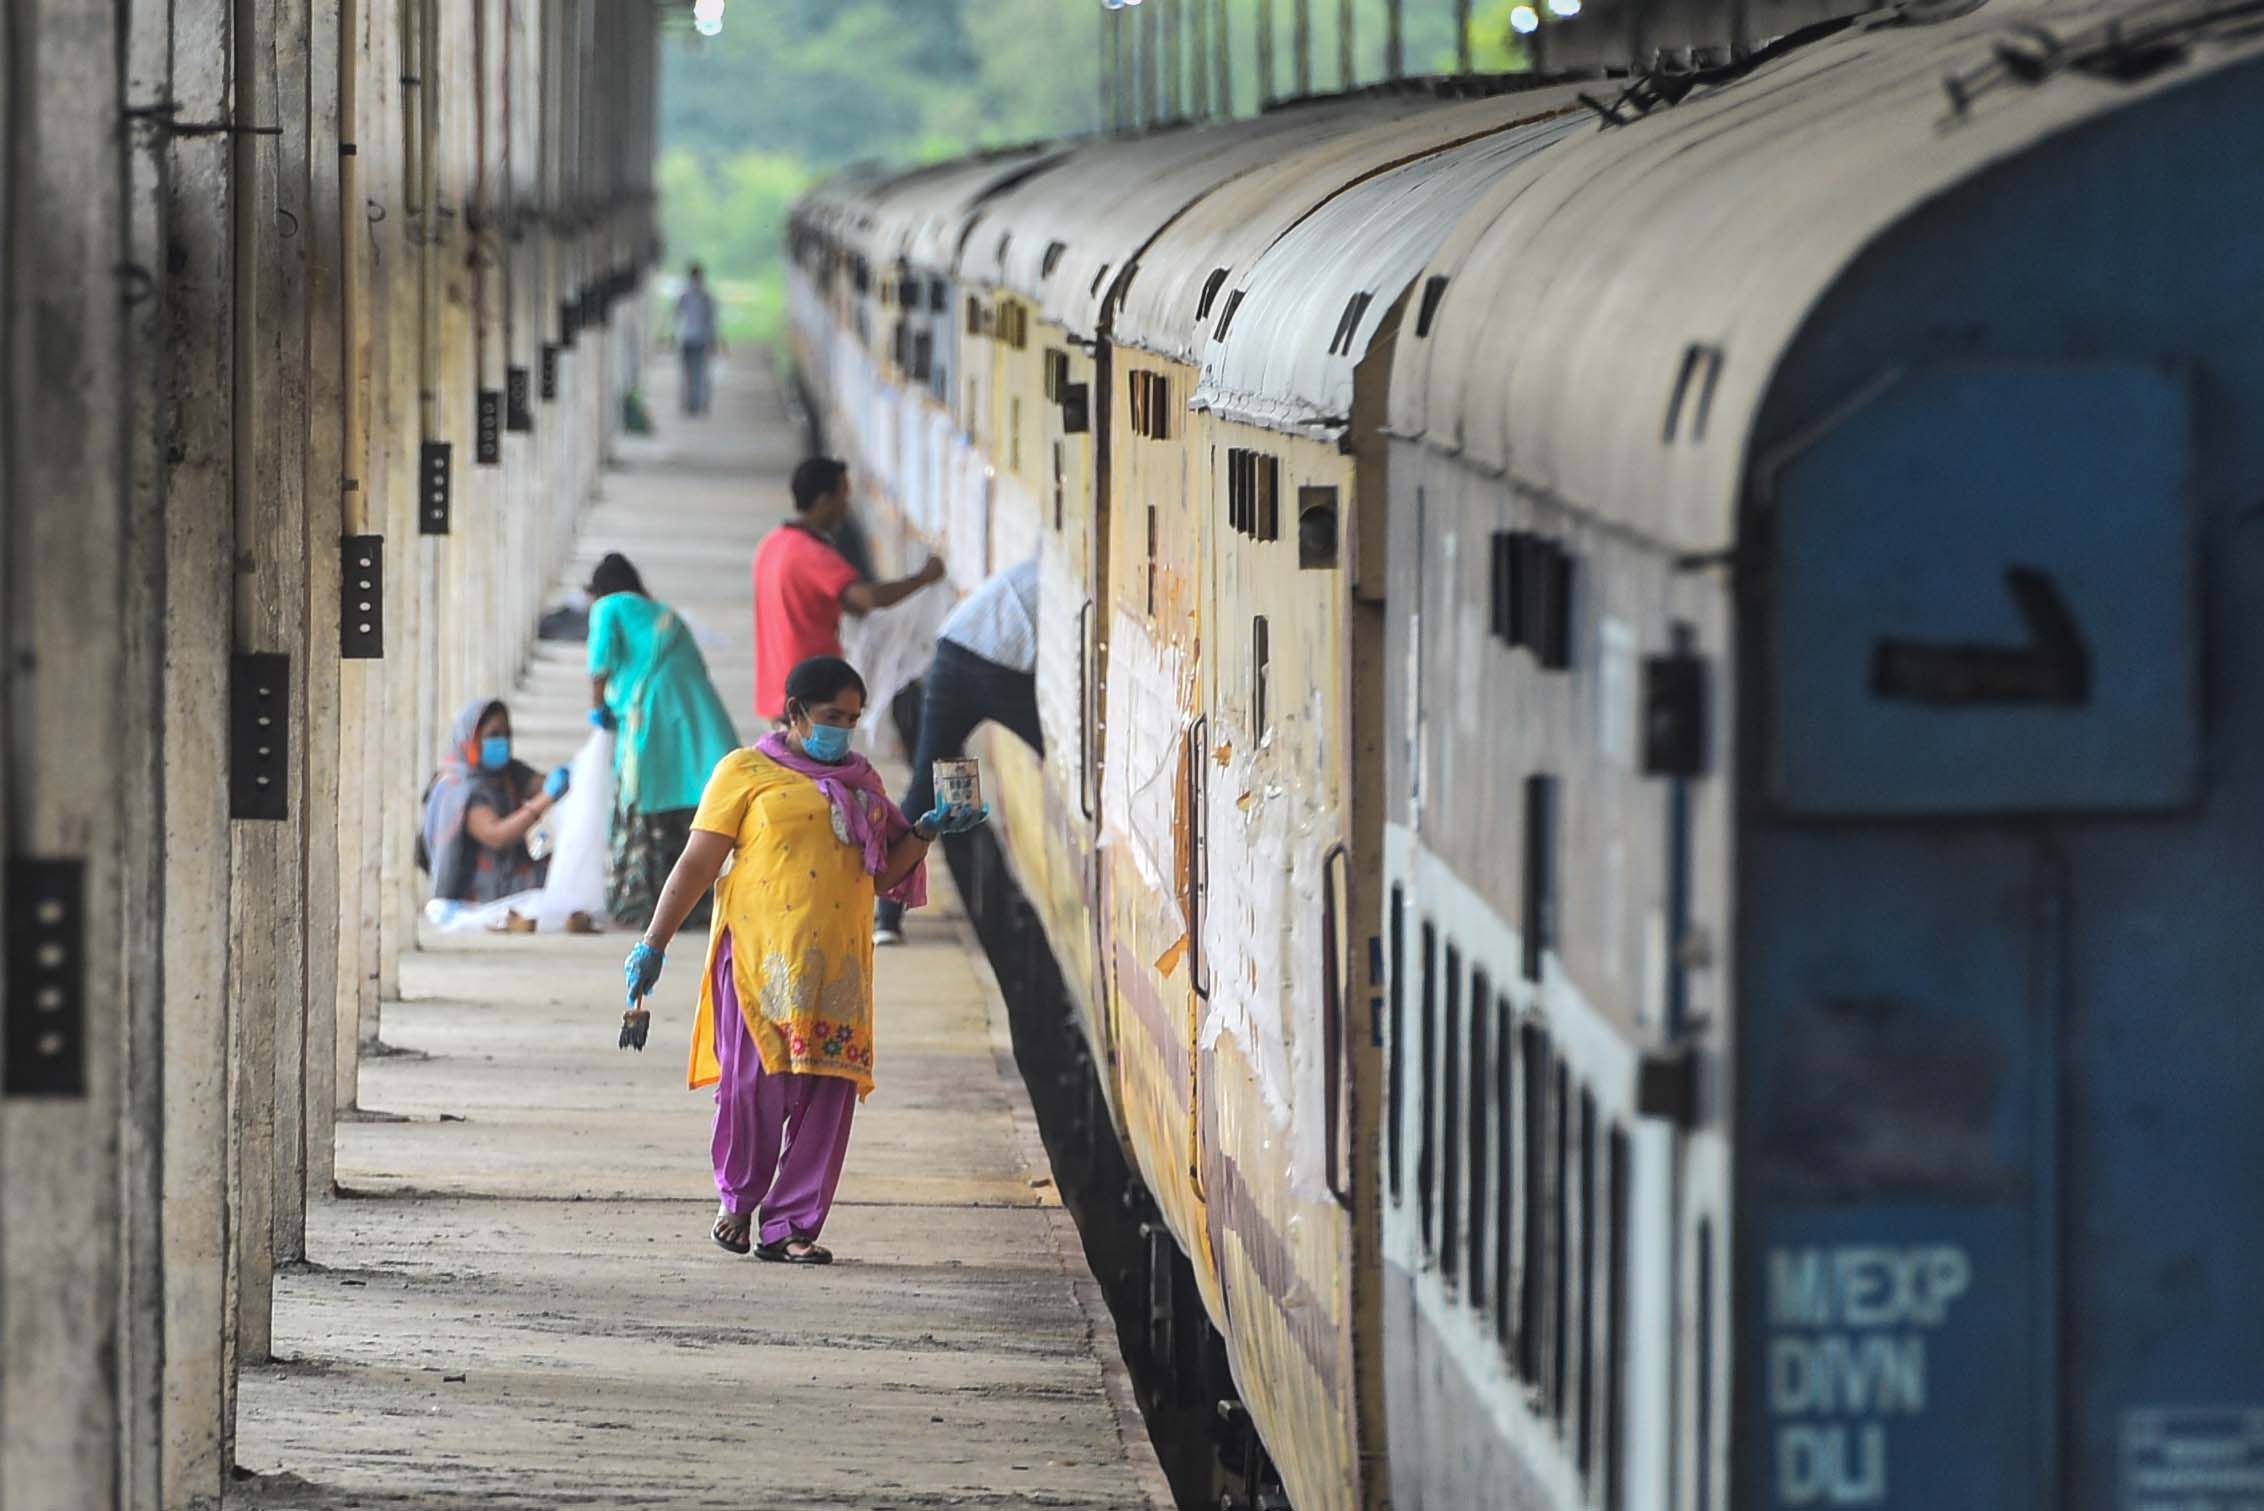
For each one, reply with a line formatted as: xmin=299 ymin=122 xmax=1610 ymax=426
xmin=476 ymin=390 xmax=501 ymax=465
xmin=229 ymin=652 xmax=291 ymax=822
xmin=506 ymin=366 xmax=532 ymax=432
xmin=418 ymin=442 xmax=452 ymax=535
xmin=341 ymin=535 xmax=385 ymax=658
xmin=4 ymin=858 xmax=87 ymax=1098
xmin=539 ymin=344 xmax=558 ymax=400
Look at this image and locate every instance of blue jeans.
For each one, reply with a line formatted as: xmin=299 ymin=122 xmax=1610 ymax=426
xmin=875 ymin=640 xmax=1041 ymax=932
xmin=680 ymin=341 xmax=711 ymax=415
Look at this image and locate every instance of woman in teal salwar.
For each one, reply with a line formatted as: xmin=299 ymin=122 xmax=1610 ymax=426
xmin=586 ymin=553 xmax=742 ymax=925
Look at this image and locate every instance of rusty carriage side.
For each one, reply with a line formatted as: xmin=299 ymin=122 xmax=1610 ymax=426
xmin=1106 ymin=86 xmax=1597 ymax=1511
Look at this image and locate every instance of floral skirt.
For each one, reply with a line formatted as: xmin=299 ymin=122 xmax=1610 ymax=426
xmin=607 ymin=803 xmax=706 ymax=928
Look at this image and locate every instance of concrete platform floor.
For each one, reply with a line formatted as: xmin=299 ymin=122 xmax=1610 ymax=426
xmin=232 ymin=356 xmax=1170 ymax=1510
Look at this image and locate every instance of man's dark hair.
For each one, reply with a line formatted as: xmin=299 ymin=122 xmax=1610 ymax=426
xmin=791 ymin=457 xmax=849 ymax=512
xmin=783 ymin=656 xmax=867 ymax=714
xmin=586 ymin=552 xmax=646 ymax=599
xmin=687 ymin=262 xmax=704 ymax=280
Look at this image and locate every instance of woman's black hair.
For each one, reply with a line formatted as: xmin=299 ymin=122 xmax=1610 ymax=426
xmin=586 ymin=552 xmax=646 ymax=599
xmin=783 ymin=656 xmax=867 ymax=717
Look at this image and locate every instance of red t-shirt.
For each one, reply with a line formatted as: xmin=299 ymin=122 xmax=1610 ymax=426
xmin=751 ymin=523 xmax=861 ymax=719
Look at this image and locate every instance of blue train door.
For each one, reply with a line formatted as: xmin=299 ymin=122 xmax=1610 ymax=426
xmin=1738 ymin=363 xmax=2203 ymax=1509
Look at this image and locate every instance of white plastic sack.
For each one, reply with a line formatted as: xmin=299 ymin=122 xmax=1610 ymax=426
xmin=430 ymin=728 xmax=616 ymax=933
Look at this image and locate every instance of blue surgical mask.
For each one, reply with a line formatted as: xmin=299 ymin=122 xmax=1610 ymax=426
xmin=479 ymin=735 xmax=511 ymax=770
xmin=799 ymin=722 xmax=851 ymax=764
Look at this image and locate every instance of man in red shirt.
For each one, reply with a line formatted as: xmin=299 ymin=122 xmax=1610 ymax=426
xmin=752 ymin=457 xmax=943 ymax=721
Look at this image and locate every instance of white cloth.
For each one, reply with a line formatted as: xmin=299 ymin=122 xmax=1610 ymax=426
xmin=937 ymin=558 xmax=1039 ymax=673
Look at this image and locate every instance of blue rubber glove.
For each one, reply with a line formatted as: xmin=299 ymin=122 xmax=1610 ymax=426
xmin=544 ymin=765 xmax=571 ymax=801
xmin=588 ymin=705 xmax=616 ymax=731
xmin=620 ymin=941 xmax=663 ymax=1052
xmin=916 ymin=801 xmax=990 ymax=838
xmin=624 ymin=941 xmax=664 ymax=1004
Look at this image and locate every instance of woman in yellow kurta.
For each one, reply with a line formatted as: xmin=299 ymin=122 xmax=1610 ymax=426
xmin=618 ymin=657 xmax=984 ymax=1262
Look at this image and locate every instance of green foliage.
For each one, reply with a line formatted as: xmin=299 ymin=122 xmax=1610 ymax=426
xmin=657 ymin=1 xmax=1526 ymax=346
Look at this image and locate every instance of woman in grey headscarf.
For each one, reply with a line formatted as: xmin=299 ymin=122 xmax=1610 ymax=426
xmin=419 ymin=697 xmax=569 ymax=904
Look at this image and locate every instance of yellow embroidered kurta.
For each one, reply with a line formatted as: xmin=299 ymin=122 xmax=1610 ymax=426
xmin=687 ymin=749 xmax=878 ymax=1098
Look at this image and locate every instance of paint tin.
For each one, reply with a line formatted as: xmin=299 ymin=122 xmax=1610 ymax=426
xmin=934 ymin=757 xmax=982 ymax=812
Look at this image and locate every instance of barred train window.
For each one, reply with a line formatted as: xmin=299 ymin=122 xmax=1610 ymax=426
xmin=1577 ymin=1087 xmax=1598 ymax=1476
xmin=1388 ymin=885 xmax=1406 ymax=1202
xmin=1440 ymin=943 xmax=1462 ymax=1281
xmin=1251 ymin=615 xmax=1270 ymax=735
xmin=1605 ymin=1125 xmax=1630 ymax=1511
xmin=1419 ymin=922 xmax=1438 ymax=1256
xmin=1517 ymin=1024 xmax=1548 ymax=1383
xmin=1495 ymin=992 xmax=1517 ymax=1352
xmin=1466 ymin=966 xmax=1492 ymax=1312
xmin=1550 ymin=1058 xmax=1572 ymax=1426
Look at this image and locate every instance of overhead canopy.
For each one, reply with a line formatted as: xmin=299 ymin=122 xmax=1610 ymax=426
xmin=1389 ymin=0 xmax=2264 ymax=552
xmin=1113 ymin=81 xmax=1594 ymax=365
xmin=1193 ymin=110 xmax=1587 ymax=439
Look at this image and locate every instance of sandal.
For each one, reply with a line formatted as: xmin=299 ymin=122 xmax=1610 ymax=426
xmin=711 ymin=1210 xmax=752 ymax=1256
xmin=754 ymin=1234 xmax=833 ymax=1265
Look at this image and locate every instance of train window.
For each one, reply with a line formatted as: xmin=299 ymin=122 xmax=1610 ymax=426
xmin=1440 ymin=943 xmax=1463 ymax=1283
xmin=965 ymin=296 xmax=982 ymax=336
xmin=1517 ymin=1024 xmax=1547 ymax=1383
xmin=1605 ymin=1125 xmax=1629 ymax=1511
xmin=1041 ymin=240 xmax=1067 ymax=279
xmin=1550 ymin=1058 xmax=1571 ymax=1429
xmin=1495 ymin=993 xmax=1517 ymax=1354
xmin=1490 ymin=532 xmax=1529 ymax=642
xmin=1196 ymin=267 xmax=1230 ymax=323
xmin=1522 ymin=775 xmax=1556 ymax=983
xmin=1419 ymin=921 xmax=1438 ymax=1257
xmin=1225 ymin=450 xmax=1279 ymax=541
xmin=1298 ymin=487 xmax=1338 ymax=569
xmin=1490 ymin=531 xmax=1574 ymax=669
xmin=1252 ymin=616 xmax=1271 ymax=735
xmin=928 ymin=277 xmax=947 ymax=313
xmin=1388 ymin=885 xmax=1405 ymax=1203
xmin=1128 ymin=372 xmax=1170 ymax=441
xmin=1052 ymin=442 xmax=1066 ymax=533
xmin=1414 ymin=274 xmax=1449 ymax=338
xmin=1696 ymin=1219 xmax=1716 ymax=1511
xmin=1577 ymin=1088 xmax=1598 ymax=1476
xmin=912 ymin=332 xmax=934 ymax=384
xmin=1215 ymin=288 xmax=1246 ymax=340
xmin=1466 ymin=966 xmax=1491 ymax=1312
xmin=1045 ymin=349 xmax=1067 ymax=402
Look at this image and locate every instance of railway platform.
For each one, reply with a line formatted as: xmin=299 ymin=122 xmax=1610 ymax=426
xmin=230 ymin=359 xmax=1170 ymax=1511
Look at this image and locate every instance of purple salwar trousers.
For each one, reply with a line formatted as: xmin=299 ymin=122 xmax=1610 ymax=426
xmin=709 ymin=933 xmax=858 ymax=1246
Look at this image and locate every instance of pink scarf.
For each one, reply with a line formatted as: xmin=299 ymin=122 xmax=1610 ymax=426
xmin=755 ymin=732 xmax=927 ymax=909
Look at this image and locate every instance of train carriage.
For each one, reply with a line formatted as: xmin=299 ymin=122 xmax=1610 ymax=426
xmin=1381 ymin=1 xmax=2264 ymax=1507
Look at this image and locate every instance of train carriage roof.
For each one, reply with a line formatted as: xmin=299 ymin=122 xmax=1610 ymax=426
xmin=959 ymin=95 xmax=1439 ymax=340
xmin=1388 ymin=0 xmax=2264 ymax=552
xmin=1191 ymin=109 xmax=1588 ymax=440
xmin=869 ymin=147 xmax=1069 ymax=275
xmin=1110 ymin=82 xmax=1596 ymax=365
